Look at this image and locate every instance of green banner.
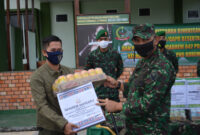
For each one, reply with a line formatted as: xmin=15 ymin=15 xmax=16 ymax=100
xmin=76 ymin=14 xmax=130 ymax=67
xmin=112 ymin=24 xmax=200 ymax=67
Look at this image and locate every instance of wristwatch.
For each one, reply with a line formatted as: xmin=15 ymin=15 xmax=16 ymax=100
xmin=116 ymin=81 xmax=121 ymax=89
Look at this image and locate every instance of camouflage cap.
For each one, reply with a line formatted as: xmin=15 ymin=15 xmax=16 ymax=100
xmin=156 ymin=31 xmax=166 ymax=36
xmin=132 ymin=23 xmax=155 ymax=40
xmin=96 ymin=29 xmax=108 ymax=40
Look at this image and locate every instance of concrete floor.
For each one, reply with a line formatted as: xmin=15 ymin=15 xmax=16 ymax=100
xmin=0 ymin=109 xmax=87 ymax=135
xmin=0 ymin=131 xmax=38 ymax=135
xmin=0 ymin=130 xmax=87 ymax=135
xmin=0 ymin=110 xmax=36 ymax=129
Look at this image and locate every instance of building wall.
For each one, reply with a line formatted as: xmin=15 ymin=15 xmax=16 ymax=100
xmin=5 ymin=0 xmax=200 ymax=69
xmin=48 ymin=0 xmax=200 ymax=68
xmin=0 ymin=66 xmax=198 ymax=110
xmin=80 ymin=0 xmax=124 ymax=14
xmin=50 ymin=2 xmax=76 ymax=68
xmin=0 ymin=71 xmax=35 ymax=110
xmin=130 ymin=0 xmax=174 ymax=24
xmin=183 ymin=0 xmax=200 ymax=23
xmin=80 ymin=0 xmax=175 ymax=24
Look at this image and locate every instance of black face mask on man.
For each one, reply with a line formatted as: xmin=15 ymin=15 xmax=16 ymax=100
xmin=46 ymin=51 xmax=63 ymax=65
xmin=158 ymin=40 xmax=166 ymax=49
xmin=134 ymin=40 xmax=154 ymax=57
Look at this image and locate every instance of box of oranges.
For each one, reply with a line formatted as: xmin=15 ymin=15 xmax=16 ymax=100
xmin=52 ymin=68 xmax=106 ymax=94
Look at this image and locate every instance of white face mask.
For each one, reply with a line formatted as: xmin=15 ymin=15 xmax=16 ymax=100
xmin=90 ymin=45 xmax=99 ymax=51
xmin=98 ymin=40 xmax=112 ymax=49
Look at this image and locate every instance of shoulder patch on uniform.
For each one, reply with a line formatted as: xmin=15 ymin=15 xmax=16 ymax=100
xmin=150 ymin=71 xmax=159 ymax=81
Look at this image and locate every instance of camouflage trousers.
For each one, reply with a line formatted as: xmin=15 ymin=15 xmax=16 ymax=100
xmin=170 ymin=121 xmax=200 ymax=135
xmin=123 ymin=121 xmax=200 ymax=135
xmin=101 ymin=114 xmax=200 ymax=135
xmin=101 ymin=111 xmax=126 ymax=135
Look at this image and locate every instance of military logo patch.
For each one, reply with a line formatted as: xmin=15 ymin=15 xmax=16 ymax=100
xmin=150 ymin=71 xmax=159 ymax=81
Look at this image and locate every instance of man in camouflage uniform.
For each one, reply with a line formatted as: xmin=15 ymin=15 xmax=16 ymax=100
xmin=156 ymin=31 xmax=179 ymax=73
xmin=85 ymin=29 xmax=124 ymax=133
xmin=97 ymin=23 xmax=176 ymax=135
xmin=197 ymin=59 xmax=200 ymax=77
xmin=85 ymin=28 xmax=123 ymax=101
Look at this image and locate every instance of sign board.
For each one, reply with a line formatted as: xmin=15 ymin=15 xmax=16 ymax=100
xmin=76 ymin=14 xmax=130 ymax=67
xmin=112 ymin=24 xmax=200 ymax=67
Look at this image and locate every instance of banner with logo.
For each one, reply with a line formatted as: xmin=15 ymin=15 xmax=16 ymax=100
xmin=76 ymin=14 xmax=130 ymax=67
xmin=112 ymin=24 xmax=200 ymax=67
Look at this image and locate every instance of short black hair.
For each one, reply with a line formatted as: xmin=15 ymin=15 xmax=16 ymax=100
xmin=42 ymin=35 xmax=62 ymax=50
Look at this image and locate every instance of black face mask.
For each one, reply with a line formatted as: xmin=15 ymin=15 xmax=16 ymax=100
xmin=46 ymin=51 xmax=63 ymax=65
xmin=158 ymin=40 xmax=166 ymax=49
xmin=134 ymin=40 xmax=154 ymax=57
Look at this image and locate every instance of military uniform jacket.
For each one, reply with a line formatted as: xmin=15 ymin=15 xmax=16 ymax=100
xmin=85 ymin=47 xmax=123 ymax=101
xmin=163 ymin=48 xmax=179 ymax=73
xmin=123 ymin=50 xmax=176 ymax=134
xmin=30 ymin=63 xmax=74 ymax=132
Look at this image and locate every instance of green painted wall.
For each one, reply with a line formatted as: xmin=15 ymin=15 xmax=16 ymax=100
xmin=174 ymin=0 xmax=183 ymax=24
xmin=0 ymin=0 xmax=8 ymax=71
xmin=14 ymin=27 xmax=24 ymax=71
xmin=41 ymin=3 xmax=51 ymax=40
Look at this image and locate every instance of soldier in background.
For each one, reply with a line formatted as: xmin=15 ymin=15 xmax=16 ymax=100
xmin=156 ymin=31 xmax=179 ymax=73
xmin=97 ymin=23 xmax=176 ymax=135
xmin=85 ymin=29 xmax=124 ymax=132
xmin=85 ymin=28 xmax=123 ymax=101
